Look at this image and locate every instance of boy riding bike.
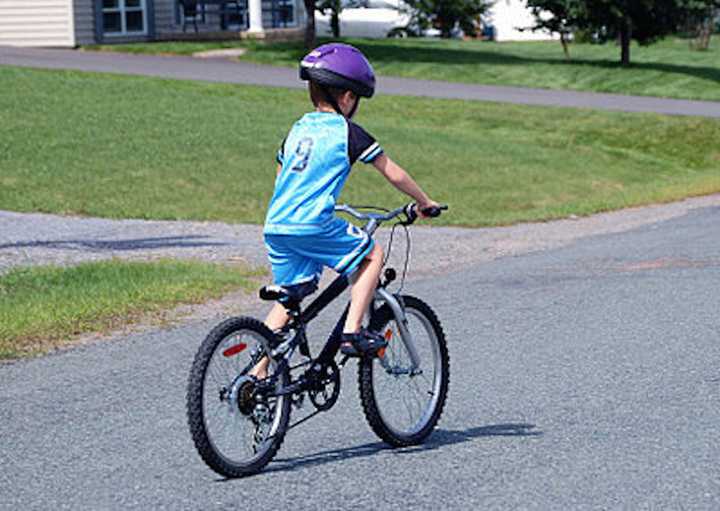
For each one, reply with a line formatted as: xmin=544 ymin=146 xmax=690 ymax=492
xmin=251 ymin=43 xmax=439 ymax=379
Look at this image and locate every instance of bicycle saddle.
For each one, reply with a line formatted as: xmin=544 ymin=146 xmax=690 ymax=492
xmin=259 ymin=285 xmax=291 ymax=302
xmin=259 ymin=280 xmax=318 ymax=306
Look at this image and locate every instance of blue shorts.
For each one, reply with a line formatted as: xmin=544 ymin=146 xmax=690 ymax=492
xmin=264 ymin=218 xmax=374 ymax=287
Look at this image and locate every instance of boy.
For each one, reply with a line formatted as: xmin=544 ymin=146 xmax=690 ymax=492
xmin=252 ymin=43 xmax=439 ymax=378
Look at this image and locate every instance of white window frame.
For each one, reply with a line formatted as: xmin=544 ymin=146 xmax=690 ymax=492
xmin=274 ymin=0 xmax=297 ymax=28
xmin=102 ymin=0 xmax=148 ymax=36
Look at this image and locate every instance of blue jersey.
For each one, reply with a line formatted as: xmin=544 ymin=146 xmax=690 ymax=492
xmin=264 ymin=112 xmax=383 ymax=235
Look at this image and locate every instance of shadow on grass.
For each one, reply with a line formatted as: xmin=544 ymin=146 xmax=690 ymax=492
xmin=0 ymin=235 xmax=228 ymax=251
xmin=254 ymin=39 xmax=720 ymax=86
xmin=217 ymin=423 xmax=541 ymax=480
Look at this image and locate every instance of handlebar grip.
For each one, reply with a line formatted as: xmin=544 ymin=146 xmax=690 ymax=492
xmin=404 ymin=203 xmax=448 ymax=223
xmin=420 ymin=204 xmax=449 ymax=218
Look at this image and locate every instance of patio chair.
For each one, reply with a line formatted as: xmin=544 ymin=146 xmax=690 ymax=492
xmin=179 ymin=0 xmax=201 ymax=33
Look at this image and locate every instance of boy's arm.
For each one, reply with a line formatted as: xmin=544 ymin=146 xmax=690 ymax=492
xmin=372 ymin=154 xmax=438 ymax=214
xmin=276 ymin=163 xmax=282 ymax=176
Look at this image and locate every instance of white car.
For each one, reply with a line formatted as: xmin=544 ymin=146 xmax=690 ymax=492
xmin=315 ymin=0 xmax=413 ymax=39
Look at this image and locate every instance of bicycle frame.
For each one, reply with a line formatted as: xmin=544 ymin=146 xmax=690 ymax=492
xmin=264 ymin=205 xmax=426 ymax=387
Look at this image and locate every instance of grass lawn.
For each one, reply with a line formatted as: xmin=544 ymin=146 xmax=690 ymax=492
xmin=86 ymin=36 xmax=720 ymax=101
xmin=0 ymin=260 xmax=263 ymax=359
xmin=1 ymin=66 xmax=719 ymax=226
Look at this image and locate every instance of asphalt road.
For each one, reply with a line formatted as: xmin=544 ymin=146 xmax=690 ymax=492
xmin=2 ymin=46 xmax=720 ymax=118
xmin=2 ymin=204 xmax=719 ymax=509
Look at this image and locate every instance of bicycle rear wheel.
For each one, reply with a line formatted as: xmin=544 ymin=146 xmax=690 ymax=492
xmin=186 ymin=317 xmax=291 ymax=477
xmin=359 ymin=295 xmax=449 ymax=446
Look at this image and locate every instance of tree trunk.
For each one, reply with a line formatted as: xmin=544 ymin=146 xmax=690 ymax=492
xmin=303 ymin=0 xmax=316 ymax=49
xmin=560 ymin=31 xmax=570 ymax=60
xmin=619 ymin=17 xmax=632 ymax=66
xmin=331 ymin=9 xmax=340 ymax=38
xmin=694 ymin=16 xmax=713 ymax=51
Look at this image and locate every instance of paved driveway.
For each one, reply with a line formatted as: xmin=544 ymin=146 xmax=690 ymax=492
xmin=2 ymin=203 xmax=719 ymax=509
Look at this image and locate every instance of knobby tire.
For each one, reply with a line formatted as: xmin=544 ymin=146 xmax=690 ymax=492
xmin=186 ymin=317 xmax=291 ymax=477
xmin=359 ymin=295 xmax=450 ymax=447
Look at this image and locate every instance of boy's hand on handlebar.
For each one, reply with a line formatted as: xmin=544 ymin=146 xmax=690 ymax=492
xmin=417 ymin=200 xmax=442 ymax=219
xmin=404 ymin=201 xmax=448 ymax=223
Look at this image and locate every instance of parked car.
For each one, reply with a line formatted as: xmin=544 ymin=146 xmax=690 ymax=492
xmin=317 ymin=0 xmax=554 ymax=40
xmin=316 ymin=0 xmax=411 ymax=38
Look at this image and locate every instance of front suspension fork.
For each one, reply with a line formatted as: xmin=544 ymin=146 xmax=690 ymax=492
xmin=374 ymin=288 xmax=421 ymax=372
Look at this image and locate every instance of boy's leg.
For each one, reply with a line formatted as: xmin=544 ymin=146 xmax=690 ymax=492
xmin=265 ymin=301 xmax=291 ymax=331
xmin=343 ymin=243 xmax=384 ymax=334
xmin=253 ymin=233 xmax=319 ymax=379
xmin=249 ymin=303 xmax=290 ymax=380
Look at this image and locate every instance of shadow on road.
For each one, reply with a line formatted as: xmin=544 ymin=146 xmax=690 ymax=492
xmin=0 ymin=235 xmax=228 ymax=252
xmin=219 ymin=423 xmax=541 ymax=480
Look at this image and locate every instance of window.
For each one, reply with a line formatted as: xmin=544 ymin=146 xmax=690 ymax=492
xmin=102 ymin=0 xmax=147 ymax=35
xmin=270 ymin=0 xmax=295 ymax=27
xmin=223 ymin=0 xmax=248 ymax=30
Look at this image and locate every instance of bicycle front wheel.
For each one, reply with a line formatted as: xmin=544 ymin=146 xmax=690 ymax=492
xmin=186 ymin=317 xmax=291 ymax=477
xmin=359 ymin=295 xmax=449 ymax=446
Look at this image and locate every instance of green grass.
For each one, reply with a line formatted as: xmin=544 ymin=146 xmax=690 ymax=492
xmin=1 ymin=66 xmax=719 ymax=227
xmin=87 ymin=36 xmax=720 ymax=101
xmin=0 ymin=260 xmax=263 ymax=359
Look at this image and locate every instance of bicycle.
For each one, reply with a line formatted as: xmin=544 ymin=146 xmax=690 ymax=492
xmin=186 ymin=203 xmax=450 ymax=477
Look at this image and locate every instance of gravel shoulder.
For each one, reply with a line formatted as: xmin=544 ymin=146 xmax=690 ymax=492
xmin=2 ymin=193 xmax=719 ymax=350
xmin=3 ymin=194 xmax=719 ymax=277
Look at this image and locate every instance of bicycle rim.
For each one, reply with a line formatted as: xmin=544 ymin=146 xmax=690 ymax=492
xmin=360 ymin=296 xmax=449 ymax=445
xmin=187 ymin=318 xmax=290 ymax=476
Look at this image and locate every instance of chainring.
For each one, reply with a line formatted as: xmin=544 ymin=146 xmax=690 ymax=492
xmin=308 ymin=360 xmax=341 ymax=412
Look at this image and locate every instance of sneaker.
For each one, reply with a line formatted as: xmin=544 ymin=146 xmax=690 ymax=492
xmin=340 ymin=328 xmax=388 ymax=357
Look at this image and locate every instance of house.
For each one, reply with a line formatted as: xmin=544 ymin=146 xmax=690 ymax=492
xmin=488 ymin=0 xmax=556 ymax=41
xmin=0 ymin=0 xmax=306 ymax=47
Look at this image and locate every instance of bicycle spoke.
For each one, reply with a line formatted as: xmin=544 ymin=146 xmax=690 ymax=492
xmin=363 ymin=300 xmax=447 ymax=442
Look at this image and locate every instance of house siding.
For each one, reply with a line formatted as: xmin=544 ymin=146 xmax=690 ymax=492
xmin=0 ymin=0 xmax=76 ymax=47
xmin=153 ymin=0 xmax=177 ymax=35
xmin=73 ymin=0 xmax=96 ymax=44
xmin=1 ymin=0 xmax=305 ymax=47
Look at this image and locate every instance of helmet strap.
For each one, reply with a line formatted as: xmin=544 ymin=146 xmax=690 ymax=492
xmin=320 ymin=85 xmax=344 ymax=116
xmin=319 ymin=85 xmax=359 ymax=119
xmin=347 ymin=97 xmax=359 ymax=119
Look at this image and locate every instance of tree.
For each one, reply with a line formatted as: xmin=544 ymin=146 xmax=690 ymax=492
xmin=317 ymin=0 xmax=343 ymax=38
xmin=684 ymin=0 xmax=719 ymax=50
xmin=578 ymin=1 xmax=686 ymax=66
xmin=525 ymin=0 xmax=584 ymax=59
xmin=402 ymin=0 xmax=494 ymax=38
xmin=302 ymin=0 xmax=347 ymax=48
xmin=303 ymin=0 xmax=317 ymax=48
xmin=530 ymin=0 xmax=719 ymax=65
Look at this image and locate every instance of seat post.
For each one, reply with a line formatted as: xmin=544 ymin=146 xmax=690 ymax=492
xmin=282 ymin=299 xmax=301 ymax=317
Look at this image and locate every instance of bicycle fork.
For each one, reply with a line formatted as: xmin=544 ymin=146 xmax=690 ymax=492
xmin=374 ymin=288 xmax=422 ymax=373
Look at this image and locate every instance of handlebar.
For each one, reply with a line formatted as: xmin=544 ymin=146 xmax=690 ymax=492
xmin=335 ymin=203 xmax=448 ymax=234
xmin=404 ymin=203 xmax=449 ymax=223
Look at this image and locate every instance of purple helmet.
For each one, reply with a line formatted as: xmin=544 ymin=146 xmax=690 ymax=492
xmin=299 ymin=43 xmax=376 ymax=98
